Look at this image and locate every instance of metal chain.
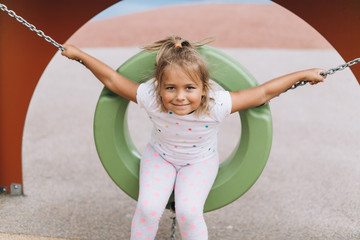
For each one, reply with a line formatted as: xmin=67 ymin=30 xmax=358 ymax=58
xmin=0 ymin=3 xmax=64 ymax=51
xmin=320 ymin=58 xmax=360 ymax=77
xmin=169 ymin=213 xmax=177 ymax=240
xmin=169 ymin=202 xmax=177 ymax=240
xmin=285 ymin=80 xmax=310 ymax=92
xmin=286 ymin=57 xmax=360 ymax=91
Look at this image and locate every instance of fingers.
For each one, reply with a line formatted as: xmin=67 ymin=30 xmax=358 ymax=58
xmin=60 ymin=44 xmax=69 ymax=57
xmin=60 ymin=44 xmax=78 ymax=60
xmin=308 ymin=68 xmax=326 ymax=85
xmin=318 ymin=69 xmax=327 ymax=80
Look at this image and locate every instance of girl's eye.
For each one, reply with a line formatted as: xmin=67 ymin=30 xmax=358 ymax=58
xmin=186 ymin=86 xmax=195 ymax=90
xmin=166 ymin=87 xmax=175 ymax=90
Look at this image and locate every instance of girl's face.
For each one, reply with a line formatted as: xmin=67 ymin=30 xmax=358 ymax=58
xmin=160 ymin=66 xmax=204 ymax=115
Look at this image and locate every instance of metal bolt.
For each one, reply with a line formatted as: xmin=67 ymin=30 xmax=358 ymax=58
xmin=10 ymin=183 xmax=22 ymax=195
xmin=0 ymin=186 xmax=8 ymax=194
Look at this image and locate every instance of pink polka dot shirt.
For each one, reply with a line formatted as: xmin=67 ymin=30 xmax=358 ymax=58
xmin=136 ymin=81 xmax=232 ymax=165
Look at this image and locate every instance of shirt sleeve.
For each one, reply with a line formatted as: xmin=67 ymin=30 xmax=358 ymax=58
xmin=136 ymin=80 xmax=157 ymax=110
xmin=211 ymin=90 xmax=232 ymax=122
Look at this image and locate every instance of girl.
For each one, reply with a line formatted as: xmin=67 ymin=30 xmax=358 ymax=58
xmin=62 ymin=35 xmax=325 ymax=240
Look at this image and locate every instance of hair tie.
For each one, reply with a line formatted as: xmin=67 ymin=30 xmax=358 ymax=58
xmin=174 ymin=43 xmax=182 ymax=48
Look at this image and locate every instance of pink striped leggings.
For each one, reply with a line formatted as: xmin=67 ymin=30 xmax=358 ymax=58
xmin=130 ymin=144 xmax=219 ymax=240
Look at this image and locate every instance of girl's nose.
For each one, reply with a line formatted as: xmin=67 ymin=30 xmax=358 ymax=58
xmin=176 ymin=90 xmax=186 ymax=101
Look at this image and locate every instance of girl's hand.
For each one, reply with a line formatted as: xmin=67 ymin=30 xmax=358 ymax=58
xmin=61 ymin=44 xmax=82 ymax=60
xmin=306 ymin=68 xmax=326 ymax=85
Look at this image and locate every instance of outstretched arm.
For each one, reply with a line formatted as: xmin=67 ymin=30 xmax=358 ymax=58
xmin=230 ymin=68 xmax=325 ymax=113
xmin=61 ymin=44 xmax=139 ymax=103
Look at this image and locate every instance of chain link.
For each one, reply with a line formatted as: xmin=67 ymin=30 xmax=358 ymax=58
xmin=286 ymin=57 xmax=360 ymax=91
xmin=320 ymin=58 xmax=360 ymax=77
xmin=169 ymin=214 xmax=177 ymax=240
xmin=285 ymin=80 xmax=310 ymax=92
xmin=169 ymin=202 xmax=177 ymax=240
xmin=0 ymin=3 xmax=64 ymax=51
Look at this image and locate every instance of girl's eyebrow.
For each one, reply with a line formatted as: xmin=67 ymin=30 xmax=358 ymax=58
xmin=185 ymin=83 xmax=200 ymax=88
xmin=163 ymin=83 xmax=175 ymax=87
xmin=163 ymin=83 xmax=198 ymax=87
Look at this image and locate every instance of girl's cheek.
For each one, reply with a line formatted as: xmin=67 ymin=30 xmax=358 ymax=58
xmin=161 ymin=93 xmax=173 ymax=104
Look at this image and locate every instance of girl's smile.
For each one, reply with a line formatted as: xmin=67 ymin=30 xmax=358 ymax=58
xmin=160 ymin=65 xmax=204 ymax=115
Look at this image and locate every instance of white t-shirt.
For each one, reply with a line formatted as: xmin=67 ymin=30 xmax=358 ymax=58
xmin=136 ymin=81 xmax=232 ymax=165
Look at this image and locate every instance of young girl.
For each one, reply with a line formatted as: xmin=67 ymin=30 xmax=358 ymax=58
xmin=61 ymin=35 xmax=325 ymax=240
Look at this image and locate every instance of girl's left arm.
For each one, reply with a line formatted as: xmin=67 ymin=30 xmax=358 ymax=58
xmin=230 ymin=68 xmax=326 ymax=113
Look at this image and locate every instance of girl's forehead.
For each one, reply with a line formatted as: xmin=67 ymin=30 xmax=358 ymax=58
xmin=162 ymin=65 xmax=202 ymax=85
xmin=162 ymin=76 xmax=200 ymax=86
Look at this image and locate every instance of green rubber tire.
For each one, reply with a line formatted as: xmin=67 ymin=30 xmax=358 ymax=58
xmin=94 ymin=46 xmax=272 ymax=212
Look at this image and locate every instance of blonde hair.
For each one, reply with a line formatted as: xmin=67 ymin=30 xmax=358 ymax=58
xmin=143 ymin=35 xmax=213 ymax=116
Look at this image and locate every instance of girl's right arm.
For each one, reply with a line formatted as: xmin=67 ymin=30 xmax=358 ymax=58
xmin=61 ymin=44 xmax=139 ymax=103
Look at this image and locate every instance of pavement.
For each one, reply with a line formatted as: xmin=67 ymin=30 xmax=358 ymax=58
xmin=0 ymin=3 xmax=359 ymax=240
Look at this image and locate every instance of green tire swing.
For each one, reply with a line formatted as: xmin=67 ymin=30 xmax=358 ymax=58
xmin=94 ymin=46 xmax=273 ymax=212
